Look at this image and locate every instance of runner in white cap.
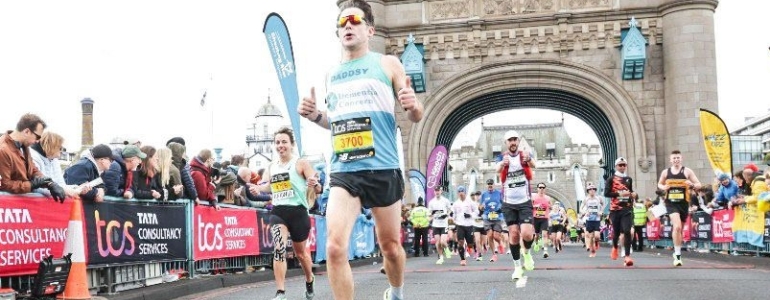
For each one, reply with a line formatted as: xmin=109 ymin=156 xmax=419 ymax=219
xmin=580 ymin=183 xmax=604 ymax=258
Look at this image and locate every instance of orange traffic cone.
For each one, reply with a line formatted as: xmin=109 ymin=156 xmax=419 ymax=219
xmin=58 ymin=199 xmax=90 ymax=299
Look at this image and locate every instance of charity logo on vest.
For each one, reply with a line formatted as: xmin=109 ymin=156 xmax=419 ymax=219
xmin=327 ymin=90 xmax=377 ymax=112
xmin=331 ymin=68 xmax=369 ymax=82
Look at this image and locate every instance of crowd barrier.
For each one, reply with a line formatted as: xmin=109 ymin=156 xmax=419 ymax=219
xmin=641 ymin=207 xmax=770 ymax=256
xmin=0 ymin=193 xmax=378 ymax=296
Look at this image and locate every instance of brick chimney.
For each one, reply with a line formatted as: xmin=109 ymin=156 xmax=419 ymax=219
xmin=81 ymin=98 xmax=94 ymax=150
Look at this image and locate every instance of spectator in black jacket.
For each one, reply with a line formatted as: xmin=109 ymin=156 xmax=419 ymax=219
xmin=64 ymin=144 xmax=113 ymax=202
xmin=103 ymin=145 xmax=145 ymax=199
xmin=167 ymin=141 xmax=198 ymax=202
xmin=133 ymin=146 xmax=163 ymax=200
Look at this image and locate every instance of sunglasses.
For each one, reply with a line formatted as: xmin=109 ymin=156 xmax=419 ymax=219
xmin=587 ymin=188 xmax=597 ymax=191
xmin=617 ymin=164 xmax=627 ymax=167
xmin=29 ymin=129 xmax=41 ymax=141
xmin=537 ymin=186 xmax=546 ymax=189
xmin=507 ymin=137 xmax=519 ymax=142
xmin=337 ymin=14 xmax=366 ymax=28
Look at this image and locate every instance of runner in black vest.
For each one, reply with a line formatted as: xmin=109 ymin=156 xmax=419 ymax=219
xmin=657 ymin=150 xmax=701 ymax=267
xmin=604 ymin=157 xmax=636 ymax=267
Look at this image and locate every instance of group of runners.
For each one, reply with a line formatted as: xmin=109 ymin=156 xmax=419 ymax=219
xmin=250 ymin=1 xmax=701 ymax=299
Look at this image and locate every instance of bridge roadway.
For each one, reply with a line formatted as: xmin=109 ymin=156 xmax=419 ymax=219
xmin=172 ymin=244 xmax=770 ymax=300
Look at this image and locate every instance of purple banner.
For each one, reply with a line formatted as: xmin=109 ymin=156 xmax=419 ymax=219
xmin=425 ymin=145 xmax=448 ymax=205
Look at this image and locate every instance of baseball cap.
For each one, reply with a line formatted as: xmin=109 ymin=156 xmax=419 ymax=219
xmin=744 ymin=163 xmax=759 ymax=173
xmin=457 ymin=186 xmax=466 ymax=193
xmin=91 ymin=144 xmax=113 ymax=160
xmin=586 ymin=183 xmax=597 ymax=191
xmin=123 ymin=138 xmax=141 ymax=146
xmin=615 ymin=157 xmax=627 ymax=165
xmin=486 ymin=179 xmax=494 ymax=185
xmin=122 ymin=145 xmax=147 ymax=159
xmin=503 ymin=130 xmax=520 ymax=140
xmin=433 ymin=185 xmax=442 ymax=191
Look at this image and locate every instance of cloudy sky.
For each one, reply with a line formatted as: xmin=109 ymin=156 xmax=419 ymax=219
xmin=1 ymin=0 xmax=767 ymax=158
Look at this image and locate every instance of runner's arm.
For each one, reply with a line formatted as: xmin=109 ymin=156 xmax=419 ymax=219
xmin=685 ymin=168 xmax=702 ymax=190
xmin=657 ymin=169 xmax=669 ymax=190
xmin=298 ymin=159 xmax=322 ymax=194
xmin=383 ymin=55 xmax=423 ymax=122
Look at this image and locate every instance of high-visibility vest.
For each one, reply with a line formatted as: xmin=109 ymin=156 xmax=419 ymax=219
xmin=633 ymin=203 xmax=647 ymax=226
xmin=410 ymin=206 xmax=430 ymax=228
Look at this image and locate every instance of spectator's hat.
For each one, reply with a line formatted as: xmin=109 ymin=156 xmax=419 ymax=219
xmin=123 ymin=137 xmax=140 ymax=146
xmin=166 ymin=137 xmax=186 ymax=146
xmin=91 ymin=144 xmax=113 ymax=160
xmin=717 ymin=172 xmax=730 ymax=181
xmin=122 ymin=145 xmax=147 ymax=159
xmin=743 ymin=163 xmax=759 ymax=173
xmin=503 ymin=130 xmax=520 ymax=140
xmin=457 ymin=186 xmax=466 ymax=193
xmin=615 ymin=157 xmax=627 ymax=165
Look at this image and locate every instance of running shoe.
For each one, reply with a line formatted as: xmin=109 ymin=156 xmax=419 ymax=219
xmin=382 ymin=287 xmax=404 ymax=300
xmin=533 ymin=240 xmax=541 ymax=253
xmin=305 ymin=275 xmax=315 ymax=299
xmin=380 ymin=267 xmax=386 ymax=274
xmin=610 ymin=247 xmax=619 ymax=260
xmin=506 ymin=249 xmax=511 ymax=254
xmin=475 ymin=255 xmax=483 ymax=261
xmin=460 ymin=260 xmax=467 ymax=266
xmin=272 ymin=292 xmax=287 ymax=300
xmin=444 ymin=248 xmax=452 ymax=259
xmin=511 ymin=266 xmax=524 ymax=281
xmin=522 ymin=252 xmax=535 ymax=271
xmin=624 ymin=256 xmax=634 ymax=267
xmin=489 ymin=254 xmax=498 ymax=262
xmin=673 ymin=254 xmax=683 ymax=267
xmin=589 ymin=251 xmax=596 ymax=258
xmin=543 ymin=252 xmax=549 ymax=259
xmin=436 ymin=257 xmax=444 ymax=265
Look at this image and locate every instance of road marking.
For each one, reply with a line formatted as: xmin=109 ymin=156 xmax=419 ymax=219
xmin=486 ymin=287 xmax=498 ymax=299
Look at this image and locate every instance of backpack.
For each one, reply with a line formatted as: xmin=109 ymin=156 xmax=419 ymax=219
xmin=498 ymin=151 xmax=533 ymax=191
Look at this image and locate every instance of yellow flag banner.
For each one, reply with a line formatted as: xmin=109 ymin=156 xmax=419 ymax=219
xmin=733 ymin=204 xmax=764 ymax=247
xmin=566 ymin=208 xmax=578 ymax=225
xmin=699 ymin=109 xmax=732 ymax=175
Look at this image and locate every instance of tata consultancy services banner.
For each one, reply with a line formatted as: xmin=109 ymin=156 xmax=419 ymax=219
xmin=82 ymin=201 xmax=187 ymax=265
xmin=0 ymin=196 xmax=73 ymax=276
xmin=193 ymin=206 xmax=260 ymax=260
xmin=711 ymin=209 xmax=734 ymax=243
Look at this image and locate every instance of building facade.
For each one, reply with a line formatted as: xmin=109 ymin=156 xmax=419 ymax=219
xmin=731 ymin=109 xmax=770 ymax=166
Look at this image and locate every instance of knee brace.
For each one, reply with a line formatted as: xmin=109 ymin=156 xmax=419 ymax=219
xmin=271 ymin=225 xmax=287 ymax=262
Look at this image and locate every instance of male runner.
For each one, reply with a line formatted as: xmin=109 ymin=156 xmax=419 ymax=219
xmin=580 ymin=183 xmax=604 ymax=257
xmin=604 ymin=157 xmax=637 ymax=267
xmin=428 ymin=185 xmax=452 ymax=264
xmin=657 ymin=150 xmax=701 ymax=267
xmin=471 ymin=191 xmax=486 ymax=261
xmin=496 ymin=130 xmax=536 ymax=281
xmin=481 ymin=179 xmax=505 ymax=262
xmin=451 ymin=186 xmax=479 ymax=266
xmin=298 ymin=1 xmax=424 ymax=298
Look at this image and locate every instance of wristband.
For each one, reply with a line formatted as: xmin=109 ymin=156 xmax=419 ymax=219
xmin=312 ymin=112 xmax=323 ymax=123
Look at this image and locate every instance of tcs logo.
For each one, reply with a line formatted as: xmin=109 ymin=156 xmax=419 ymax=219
xmin=197 ymin=215 xmax=223 ymax=251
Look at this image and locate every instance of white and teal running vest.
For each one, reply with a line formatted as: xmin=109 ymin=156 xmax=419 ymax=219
xmin=325 ymin=52 xmax=399 ymax=173
xmin=268 ymin=156 xmax=309 ymax=209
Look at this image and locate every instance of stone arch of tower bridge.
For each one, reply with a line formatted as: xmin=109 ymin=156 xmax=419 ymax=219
xmin=408 ymin=59 xmax=653 ymax=191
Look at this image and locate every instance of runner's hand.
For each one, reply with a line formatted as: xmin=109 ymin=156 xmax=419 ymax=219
xmin=299 ymin=87 xmax=318 ymax=118
xmin=398 ymin=77 xmax=417 ymax=111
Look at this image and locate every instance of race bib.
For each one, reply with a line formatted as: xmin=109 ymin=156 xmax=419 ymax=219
xmin=551 ymin=219 xmax=560 ymax=225
xmin=488 ymin=212 xmax=499 ymax=221
xmin=534 ymin=208 xmax=546 ymax=218
xmin=270 ymin=173 xmax=294 ymax=200
xmin=506 ymin=169 xmax=526 ymax=188
xmin=666 ymin=179 xmax=690 ymax=203
xmin=332 ymin=117 xmax=375 ymax=162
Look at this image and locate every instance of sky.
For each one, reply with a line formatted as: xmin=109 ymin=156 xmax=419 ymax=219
xmin=1 ymin=0 xmax=768 ymax=159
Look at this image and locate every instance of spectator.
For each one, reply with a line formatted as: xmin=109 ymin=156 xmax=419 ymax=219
xmin=234 ymin=166 xmax=270 ymax=208
xmin=63 ymin=144 xmax=113 ymax=202
xmin=0 ymin=113 xmax=65 ymax=202
xmin=734 ymin=164 xmax=761 ymax=205
xmin=190 ymin=149 xmax=219 ymax=209
xmin=132 ymin=146 xmax=163 ymax=200
xmin=712 ymin=173 xmax=739 ymax=209
xmin=157 ymin=147 xmax=183 ymax=201
xmin=103 ymin=145 xmax=145 ymax=199
xmin=734 ymin=171 xmax=746 ymax=195
xmin=30 ymin=132 xmax=84 ymax=198
xmin=229 ymin=155 xmax=245 ymax=173
xmin=743 ymin=168 xmax=768 ymax=213
xmin=216 ymin=171 xmax=237 ymax=204
xmin=167 ymin=141 xmax=199 ymax=202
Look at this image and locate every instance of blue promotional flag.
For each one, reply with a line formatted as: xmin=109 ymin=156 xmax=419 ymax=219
xmin=263 ymin=13 xmax=303 ymax=154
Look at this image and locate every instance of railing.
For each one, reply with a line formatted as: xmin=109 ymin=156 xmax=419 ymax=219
xmin=0 ymin=193 xmax=377 ymax=297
